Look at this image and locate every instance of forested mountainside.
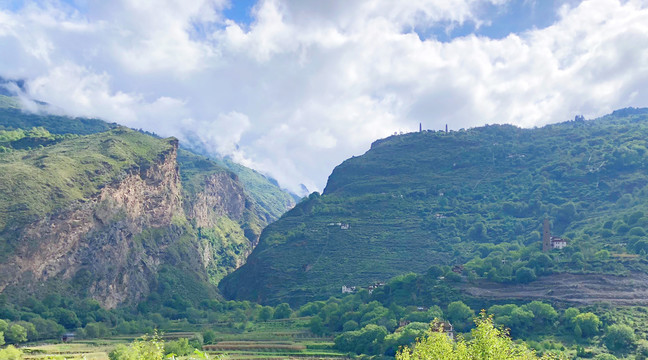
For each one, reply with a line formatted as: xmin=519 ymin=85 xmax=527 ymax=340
xmin=221 ymin=108 xmax=648 ymax=305
xmin=0 ymin=95 xmax=294 ymax=308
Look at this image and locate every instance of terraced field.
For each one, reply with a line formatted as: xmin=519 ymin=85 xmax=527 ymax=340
xmin=20 ymin=319 xmax=347 ymax=360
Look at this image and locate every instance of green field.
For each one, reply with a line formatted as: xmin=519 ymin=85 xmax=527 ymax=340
xmin=19 ymin=319 xmax=348 ymax=360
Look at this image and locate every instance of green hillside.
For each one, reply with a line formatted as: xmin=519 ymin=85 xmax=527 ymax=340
xmin=220 ymin=108 xmax=648 ymax=305
xmin=0 ymin=97 xmax=294 ymax=306
xmin=0 ymin=127 xmax=174 ymax=256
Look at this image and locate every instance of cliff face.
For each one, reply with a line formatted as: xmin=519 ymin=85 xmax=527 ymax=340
xmin=186 ymin=172 xmax=246 ymax=227
xmin=0 ymin=138 xmax=195 ymax=308
xmin=0 ymin=128 xmax=286 ymax=309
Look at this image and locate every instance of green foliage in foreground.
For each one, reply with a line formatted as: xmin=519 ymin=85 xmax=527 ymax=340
xmin=109 ymin=332 xmax=216 ymax=360
xmin=0 ymin=345 xmax=22 ymax=360
xmin=397 ymin=314 xmax=565 ymax=360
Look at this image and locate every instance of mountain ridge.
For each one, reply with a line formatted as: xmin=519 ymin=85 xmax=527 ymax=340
xmin=221 ymin=107 xmax=648 ymax=305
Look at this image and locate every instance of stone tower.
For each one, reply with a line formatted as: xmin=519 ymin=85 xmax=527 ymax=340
xmin=542 ymin=219 xmax=551 ymax=252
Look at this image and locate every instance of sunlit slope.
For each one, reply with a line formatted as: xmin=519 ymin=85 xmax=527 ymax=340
xmin=221 ymin=108 xmax=648 ymax=305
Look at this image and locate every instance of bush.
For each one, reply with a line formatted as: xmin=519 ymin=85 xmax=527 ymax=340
xmin=84 ymin=322 xmax=110 ymax=338
xmin=594 ymin=354 xmax=617 ymax=360
xmin=165 ymin=338 xmax=194 ymax=356
xmin=273 ymin=303 xmax=292 ymax=319
xmin=574 ymin=313 xmax=601 ymax=338
xmin=343 ymin=320 xmax=359 ymax=331
xmin=397 ymin=312 xmax=553 ymax=360
xmin=202 ymin=329 xmax=216 ymax=345
xmin=604 ymin=324 xmax=635 ymax=352
xmin=0 ymin=345 xmax=22 ymax=360
xmin=109 ymin=333 xmax=165 ymax=360
xmin=446 ymin=301 xmax=474 ymax=332
xmin=4 ymin=324 xmax=27 ymax=344
xmin=515 ymin=267 xmax=537 ymax=283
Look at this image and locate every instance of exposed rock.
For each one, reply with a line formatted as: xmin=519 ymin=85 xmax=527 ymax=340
xmin=0 ymin=141 xmax=196 ymax=308
xmin=186 ymin=172 xmax=246 ymax=227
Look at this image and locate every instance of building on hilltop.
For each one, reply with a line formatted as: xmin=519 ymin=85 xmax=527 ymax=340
xmin=342 ymin=285 xmax=357 ymax=294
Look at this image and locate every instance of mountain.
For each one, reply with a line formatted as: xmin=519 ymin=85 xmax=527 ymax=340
xmin=0 ymin=95 xmax=295 ymax=308
xmin=220 ymin=108 xmax=648 ymax=305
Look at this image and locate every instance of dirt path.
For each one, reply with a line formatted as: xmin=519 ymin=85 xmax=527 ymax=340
xmin=460 ymin=272 xmax=648 ymax=305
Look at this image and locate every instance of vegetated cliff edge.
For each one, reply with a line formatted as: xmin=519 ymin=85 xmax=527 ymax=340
xmin=220 ymin=108 xmax=648 ymax=306
xmin=0 ymin=125 xmax=292 ymax=309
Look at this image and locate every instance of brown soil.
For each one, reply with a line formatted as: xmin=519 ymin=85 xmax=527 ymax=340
xmin=460 ymin=272 xmax=648 ymax=305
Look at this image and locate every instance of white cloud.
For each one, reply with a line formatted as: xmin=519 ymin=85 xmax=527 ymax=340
xmin=1 ymin=0 xmax=648 ymax=193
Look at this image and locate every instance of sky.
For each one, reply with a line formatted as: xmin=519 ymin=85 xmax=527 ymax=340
xmin=1 ymin=0 xmax=648 ymax=194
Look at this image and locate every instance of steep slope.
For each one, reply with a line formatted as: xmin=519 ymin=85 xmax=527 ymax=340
xmin=0 ymin=128 xmax=208 ymax=308
xmin=221 ymin=108 xmax=648 ymax=305
xmin=0 ymin=101 xmax=294 ymax=307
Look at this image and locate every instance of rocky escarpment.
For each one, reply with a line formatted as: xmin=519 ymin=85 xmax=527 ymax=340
xmin=0 ymin=137 xmax=200 ymax=308
xmin=179 ymin=157 xmax=264 ymax=285
xmin=186 ymin=172 xmax=246 ymax=227
xmin=0 ymin=128 xmax=284 ymax=308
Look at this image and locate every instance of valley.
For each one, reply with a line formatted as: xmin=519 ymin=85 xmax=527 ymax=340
xmin=2 ymin=95 xmax=648 ymax=359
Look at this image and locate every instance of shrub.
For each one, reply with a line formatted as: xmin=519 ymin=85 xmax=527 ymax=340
xmin=515 ymin=267 xmax=537 ymax=283
xmin=604 ymin=324 xmax=635 ymax=352
xmin=0 ymin=345 xmax=22 ymax=360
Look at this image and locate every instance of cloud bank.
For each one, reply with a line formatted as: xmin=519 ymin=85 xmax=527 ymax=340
xmin=1 ymin=0 xmax=648 ymax=193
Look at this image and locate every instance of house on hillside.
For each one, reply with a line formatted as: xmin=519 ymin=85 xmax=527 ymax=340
xmin=368 ymin=282 xmax=385 ymax=294
xmin=342 ymin=285 xmax=357 ymax=294
xmin=431 ymin=321 xmax=455 ymax=340
xmin=542 ymin=219 xmax=568 ymax=251
xmin=550 ymin=236 xmax=567 ymax=250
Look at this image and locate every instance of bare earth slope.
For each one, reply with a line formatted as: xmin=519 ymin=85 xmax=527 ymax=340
xmin=462 ymin=272 xmax=648 ymax=306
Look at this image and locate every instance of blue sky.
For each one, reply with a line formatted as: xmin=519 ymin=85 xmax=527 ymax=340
xmin=1 ymin=0 xmax=647 ymax=193
xmin=220 ymin=0 xmax=585 ymax=41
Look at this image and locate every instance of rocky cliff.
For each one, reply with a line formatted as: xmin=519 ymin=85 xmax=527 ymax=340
xmin=0 ymin=127 xmax=288 ymax=308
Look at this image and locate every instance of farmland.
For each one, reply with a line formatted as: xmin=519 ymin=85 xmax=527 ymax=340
xmin=19 ymin=318 xmax=348 ymax=360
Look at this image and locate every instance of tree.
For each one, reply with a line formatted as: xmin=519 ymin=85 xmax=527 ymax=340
xmin=574 ymin=312 xmax=601 ymax=338
xmin=164 ymin=338 xmax=194 ymax=356
xmin=468 ymin=222 xmax=488 ymax=242
xmin=84 ymin=322 xmax=110 ymax=339
xmin=4 ymin=324 xmax=27 ymax=344
xmin=334 ymin=324 xmax=388 ymax=355
xmin=109 ymin=332 xmax=165 ymax=360
xmin=309 ymin=316 xmax=325 ymax=336
xmin=523 ymin=301 xmax=557 ymax=328
xmin=426 ymin=265 xmax=445 ymax=278
xmin=446 ymin=301 xmax=474 ymax=332
xmin=515 ymin=267 xmax=537 ymax=283
xmin=257 ymin=306 xmax=274 ymax=322
xmin=273 ymin=303 xmax=292 ymax=319
xmin=202 ymin=329 xmax=216 ymax=345
xmin=343 ymin=320 xmax=359 ymax=331
xmin=0 ymin=345 xmax=22 ymax=360
xmin=396 ymin=312 xmax=562 ymax=360
xmin=54 ymin=308 xmax=81 ymax=329
xmin=604 ymin=324 xmax=635 ymax=352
